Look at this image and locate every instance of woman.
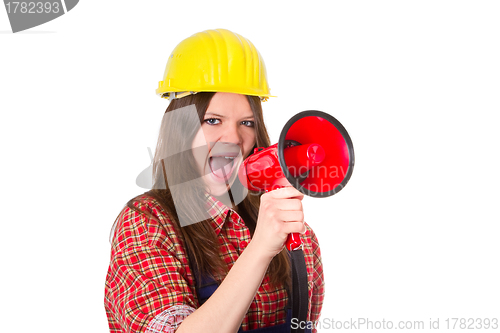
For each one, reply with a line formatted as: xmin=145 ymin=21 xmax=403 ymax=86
xmin=104 ymin=29 xmax=324 ymax=333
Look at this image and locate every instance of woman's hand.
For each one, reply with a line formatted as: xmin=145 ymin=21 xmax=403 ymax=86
xmin=251 ymin=187 xmax=306 ymax=259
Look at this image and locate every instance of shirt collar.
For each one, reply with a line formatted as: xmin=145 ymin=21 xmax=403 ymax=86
xmin=204 ymin=193 xmax=244 ymax=235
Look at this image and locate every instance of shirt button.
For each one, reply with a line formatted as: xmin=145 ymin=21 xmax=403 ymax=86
xmin=240 ymin=241 xmax=248 ymax=249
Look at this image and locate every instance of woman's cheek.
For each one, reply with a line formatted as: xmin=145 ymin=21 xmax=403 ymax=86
xmin=191 ymin=128 xmax=207 ymax=149
xmin=199 ymin=126 xmax=218 ymax=146
xmin=243 ymin=130 xmax=257 ymax=153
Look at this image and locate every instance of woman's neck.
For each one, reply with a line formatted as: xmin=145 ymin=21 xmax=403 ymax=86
xmin=213 ymin=193 xmax=238 ymax=213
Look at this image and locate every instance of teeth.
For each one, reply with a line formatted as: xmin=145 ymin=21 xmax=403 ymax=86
xmin=224 ymin=156 xmax=235 ymax=160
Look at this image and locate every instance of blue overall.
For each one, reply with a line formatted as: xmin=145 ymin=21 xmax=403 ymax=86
xmin=196 ymin=273 xmax=313 ymax=333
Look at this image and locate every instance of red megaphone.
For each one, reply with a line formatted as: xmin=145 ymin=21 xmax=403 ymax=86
xmin=238 ymin=110 xmax=355 ymax=251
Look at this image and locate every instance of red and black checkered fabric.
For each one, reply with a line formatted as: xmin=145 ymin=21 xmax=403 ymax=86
xmin=104 ymin=193 xmax=325 ymax=332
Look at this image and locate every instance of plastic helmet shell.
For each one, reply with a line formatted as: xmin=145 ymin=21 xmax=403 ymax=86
xmin=156 ymin=29 xmax=274 ymax=101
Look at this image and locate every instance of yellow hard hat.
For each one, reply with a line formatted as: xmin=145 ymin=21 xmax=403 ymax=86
xmin=156 ymin=29 xmax=274 ymax=101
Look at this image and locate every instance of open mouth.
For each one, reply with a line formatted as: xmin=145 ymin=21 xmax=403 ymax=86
xmin=209 ymin=155 xmax=238 ymax=181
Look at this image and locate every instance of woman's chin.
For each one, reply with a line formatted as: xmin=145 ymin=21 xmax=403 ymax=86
xmin=203 ymin=172 xmax=235 ymax=197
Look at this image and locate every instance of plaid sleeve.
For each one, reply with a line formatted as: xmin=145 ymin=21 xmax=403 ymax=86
xmin=304 ymin=223 xmax=325 ymax=333
xmin=105 ymin=199 xmax=197 ymax=333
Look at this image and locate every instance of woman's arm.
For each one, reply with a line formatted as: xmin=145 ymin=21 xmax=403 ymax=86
xmin=176 ymin=240 xmax=271 ymax=333
xmin=176 ymin=187 xmax=306 ymax=333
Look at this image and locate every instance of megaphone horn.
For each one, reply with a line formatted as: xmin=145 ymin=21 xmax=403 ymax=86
xmin=238 ymin=110 xmax=355 ymax=250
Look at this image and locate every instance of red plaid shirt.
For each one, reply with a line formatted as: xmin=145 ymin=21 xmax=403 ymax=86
xmin=104 ymin=193 xmax=325 ymax=332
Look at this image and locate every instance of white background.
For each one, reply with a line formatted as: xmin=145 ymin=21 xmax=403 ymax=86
xmin=1 ymin=1 xmax=499 ymax=332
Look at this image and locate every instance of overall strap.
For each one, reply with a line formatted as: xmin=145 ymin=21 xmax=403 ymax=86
xmin=185 ymin=245 xmax=220 ymax=306
xmin=196 ymin=271 xmax=219 ymax=306
xmin=290 ymin=249 xmax=310 ymax=333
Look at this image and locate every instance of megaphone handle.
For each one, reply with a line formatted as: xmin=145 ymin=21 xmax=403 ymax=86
xmin=286 ymin=233 xmax=303 ymax=251
xmin=266 ymin=185 xmax=303 ymax=251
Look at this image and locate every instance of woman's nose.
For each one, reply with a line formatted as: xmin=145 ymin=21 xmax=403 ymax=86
xmin=221 ymin=124 xmax=242 ymax=145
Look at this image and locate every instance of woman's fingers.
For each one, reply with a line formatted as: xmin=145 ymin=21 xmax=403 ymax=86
xmin=278 ymin=210 xmax=304 ymax=223
xmin=268 ymin=186 xmax=304 ymax=200
xmin=282 ymin=221 xmax=307 ymax=235
xmin=274 ymin=198 xmax=302 ymax=212
xmin=253 ymin=187 xmax=307 ymax=257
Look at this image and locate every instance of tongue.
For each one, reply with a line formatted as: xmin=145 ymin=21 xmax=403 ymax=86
xmin=210 ymin=157 xmax=234 ymax=180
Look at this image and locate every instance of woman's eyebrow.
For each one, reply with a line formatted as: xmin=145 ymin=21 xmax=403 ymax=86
xmin=204 ymin=112 xmax=225 ymax=118
xmin=205 ymin=112 xmax=254 ymax=119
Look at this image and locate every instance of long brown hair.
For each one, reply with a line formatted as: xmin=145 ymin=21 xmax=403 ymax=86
xmin=119 ymin=92 xmax=291 ymax=289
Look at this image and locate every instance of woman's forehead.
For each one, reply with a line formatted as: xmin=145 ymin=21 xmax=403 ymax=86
xmin=206 ymin=93 xmax=253 ymax=116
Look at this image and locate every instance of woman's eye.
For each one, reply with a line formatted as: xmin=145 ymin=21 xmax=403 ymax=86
xmin=241 ymin=120 xmax=255 ymax=127
xmin=204 ymin=118 xmax=221 ymax=125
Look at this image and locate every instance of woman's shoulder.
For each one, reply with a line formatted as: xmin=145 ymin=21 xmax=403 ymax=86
xmin=115 ymin=193 xmax=169 ymax=226
xmin=125 ymin=192 xmax=167 ymax=216
xmin=111 ymin=192 xmax=181 ymax=252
